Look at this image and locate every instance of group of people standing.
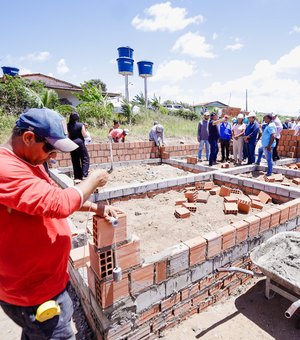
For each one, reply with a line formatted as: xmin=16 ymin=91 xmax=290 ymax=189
xmin=197 ymin=111 xmax=299 ymax=176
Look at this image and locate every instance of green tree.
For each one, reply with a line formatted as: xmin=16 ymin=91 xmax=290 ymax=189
xmin=85 ymin=79 xmax=107 ymax=92
xmin=120 ymin=99 xmax=139 ymax=125
xmin=0 ymin=76 xmax=43 ymax=115
xmin=132 ymin=92 xmax=146 ymax=106
xmin=150 ymin=95 xmax=161 ymax=111
xmin=40 ymin=89 xmax=59 ymax=109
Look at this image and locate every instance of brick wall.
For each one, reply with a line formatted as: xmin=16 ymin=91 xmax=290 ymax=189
xmin=54 ymin=142 xmax=199 ymax=168
xmin=278 ymin=129 xmax=300 ymax=158
xmin=69 ymin=194 xmax=300 ymax=339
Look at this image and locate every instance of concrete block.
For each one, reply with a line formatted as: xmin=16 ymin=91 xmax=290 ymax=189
xmin=248 ymin=235 xmax=263 ymax=252
xmin=167 ymin=243 xmax=190 ymax=275
xmin=286 ymin=218 xmax=297 ymax=231
xmin=191 ymin=260 xmax=214 ymax=283
xmin=260 ymin=228 xmax=276 ymax=243
xmin=275 ymin=223 xmax=288 ymax=234
xmin=230 ymin=242 xmax=249 ymax=262
xmin=165 ymin=271 xmax=191 ymax=297
xmin=276 ymin=186 xmax=291 ymax=198
xmin=135 ymin=283 xmax=166 ymax=313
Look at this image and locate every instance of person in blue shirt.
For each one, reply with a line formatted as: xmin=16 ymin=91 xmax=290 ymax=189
xmin=219 ymin=115 xmax=232 ymax=162
xmin=255 ymin=114 xmax=276 ymax=176
xmin=244 ymin=112 xmax=260 ymax=164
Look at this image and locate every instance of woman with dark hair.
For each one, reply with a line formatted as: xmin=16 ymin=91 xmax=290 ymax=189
xmin=67 ymin=112 xmax=90 ymax=180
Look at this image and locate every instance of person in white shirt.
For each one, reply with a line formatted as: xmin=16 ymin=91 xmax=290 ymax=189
xmin=294 ymin=117 xmax=300 ymax=136
xmin=84 ymin=123 xmax=92 ymax=145
xmin=272 ymin=113 xmax=283 ymax=161
xmin=232 ymin=113 xmax=246 ymax=165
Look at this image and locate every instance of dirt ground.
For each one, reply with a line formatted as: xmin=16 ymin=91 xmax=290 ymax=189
xmin=163 ymin=278 xmax=300 ymax=340
xmin=105 ymin=164 xmax=191 ymax=188
xmin=71 ymin=189 xmax=278 ymax=258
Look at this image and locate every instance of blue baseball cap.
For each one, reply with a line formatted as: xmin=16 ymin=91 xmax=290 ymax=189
xmin=16 ymin=108 xmax=78 ymax=152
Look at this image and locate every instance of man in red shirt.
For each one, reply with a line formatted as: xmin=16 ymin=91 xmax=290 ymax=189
xmin=109 ymin=128 xmax=129 ymax=143
xmin=0 ymin=108 xmax=121 ymax=339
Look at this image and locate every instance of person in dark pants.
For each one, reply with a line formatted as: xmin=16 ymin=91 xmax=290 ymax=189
xmin=208 ymin=113 xmax=223 ymax=166
xmin=67 ymin=112 xmax=90 ymax=180
xmin=219 ymin=115 xmax=232 ymax=162
xmin=244 ymin=112 xmax=260 ymax=164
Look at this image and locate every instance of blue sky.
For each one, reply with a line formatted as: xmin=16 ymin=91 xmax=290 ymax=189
xmin=1 ymin=0 xmax=300 ymax=114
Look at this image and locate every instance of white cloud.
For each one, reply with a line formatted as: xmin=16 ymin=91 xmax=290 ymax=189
xmin=201 ymin=45 xmax=300 ymax=114
xmin=19 ymin=67 xmax=32 ymax=75
xmin=225 ymin=38 xmax=243 ymax=51
xmin=289 ymin=25 xmax=300 ymax=34
xmin=48 ymin=72 xmax=54 ymax=77
xmin=212 ymin=33 xmax=218 ymax=40
xmin=56 ymin=58 xmax=70 ymax=74
xmin=20 ymin=51 xmax=50 ymax=62
xmin=172 ymin=31 xmax=216 ymax=58
xmin=152 ymin=59 xmax=195 ymax=83
xmin=131 ymin=2 xmax=203 ymax=32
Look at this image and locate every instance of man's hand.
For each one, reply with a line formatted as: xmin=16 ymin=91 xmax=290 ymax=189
xmin=266 ymin=146 xmax=271 ymax=151
xmin=97 ymin=205 xmax=125 ymax=221
xmin=89 ymin=169 xmax=109 ymax=188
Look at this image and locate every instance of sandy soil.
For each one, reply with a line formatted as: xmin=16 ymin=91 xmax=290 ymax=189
xmin=71 ymin=189 xmax=278 ymax=258
xmin=105 ymin=164 xmax=191 ymax=188
xmin=163 ymin=278 xmax=300 ymax=340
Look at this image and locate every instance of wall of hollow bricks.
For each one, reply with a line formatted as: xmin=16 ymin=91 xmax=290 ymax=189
xmin=278 ymin=130 xmax=300 ymax=158
xmin=54 ymin=142 xmax=199 ymax=168
xmin=68 ymin=173 xmax=300 ymax=340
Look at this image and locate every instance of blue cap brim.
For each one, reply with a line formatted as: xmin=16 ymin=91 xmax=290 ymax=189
xmin=45 ymin=137 xmax=78 ymax=152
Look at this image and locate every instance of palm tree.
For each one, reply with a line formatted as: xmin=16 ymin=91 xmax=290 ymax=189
xmin=40 ymin=89 xmax=59 ymax=109
xmin=132 ymin=92 xmax=146 ymax=106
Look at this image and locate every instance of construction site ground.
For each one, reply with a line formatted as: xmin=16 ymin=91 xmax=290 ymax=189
xmin=70 ymin=189 xmax=278 ymax=258
xmin=1 ymin=278 xmax=299 ymax=340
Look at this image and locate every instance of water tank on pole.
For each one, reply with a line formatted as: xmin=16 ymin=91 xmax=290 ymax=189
xmin=137 ymin=61 xmax=153 ymax=107
xmin=1 ymin=66 xmax=20 ymax=76
xmin=117 ymin=46 xmax=134 ymax=59
xmin=117 ymin=57 xmax=134 ymax=75
xmin=137 ymin=61 xmax=153 ymax=78
xmin=116 ymin=46 xmax=134 ymax=101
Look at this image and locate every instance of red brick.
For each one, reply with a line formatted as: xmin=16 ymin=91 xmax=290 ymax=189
xmin=116 ymin=237 xmax=141 ymax=270
xmin=182 ymin=202 xmax=197 ymax=212
xmin=217 ymin=225 xmax=236 ymax=250
xmin=266 ymin=207 xmax=281 ymax=228
xmin=137 ymin=304 xmax=160 ymax=325
xmin=285 ymin=200 xmax=299 ymax=220
xmin=277 ymin=204 xmax=289 ymax=223
xmin=69 ymin=245 xmax=89 ymax=269
xmin=87 ymin=263 xmax=96 ymax=297
xmin=130 ymin=264 xmax=154 ymax=295
xmin=174 ymin=207 xmax=191 ymax=218
xmin=219 ymin=185 xmax=231 ymax=197
xmin=93 ymin=212 xmax=127 ymax=249
xmin=224 ymin=195 xmax=238 ymax=203
xmin=203 ymin=231 xmax=222 ymax=258
xmin=293 ymin=178 xmax=300 ymax=185
xmin=187 ymin=156 xmax=197 ymax=164
xmin=258 ymin=191 xmax=272 ymax=204
xmin=224 ymin=202 xmax=238 ymax=215
xmin=183 ymin=236 xmax=207 ymax=266
xmin=192 ymin=290 xmax=209 ymax=306
xmin=96 ymin=274 xmax=129 ymax=308
xmin=210 ymin=187 xmax=220 ymax=195
xmin=161 ymin=293 xmax=180 ymax=311
xmin=255 ymin=211 xmax=271 ymax=232
xmin=232 ymin=220 xmax=249 ymax=243
xmin=244 ymin=215 xmax=260 ymax=238
xmin=237 ymin=197 xmax=251 ymax=214
xmin=251 ymin=200 xmax=264 ymax=210
xmin=175 ymin=199 xmax=187 ymax=206
xmin=155 ymin=260 xmax=167 ymax=283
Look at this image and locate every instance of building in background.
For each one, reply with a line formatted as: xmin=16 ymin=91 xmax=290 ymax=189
xmin=193 ymin=101 xmax=241 ymax=117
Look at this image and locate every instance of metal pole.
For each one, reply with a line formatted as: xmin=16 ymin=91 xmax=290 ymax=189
xmin=144 ymin=77 xmax=148 ymax=107
xmin=125 ymin=75 xmax=129 ymax=101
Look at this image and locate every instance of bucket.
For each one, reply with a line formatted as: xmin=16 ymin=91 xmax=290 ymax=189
xmin=117 ymin=46 xmax=134 ymax=59
xmin=2 ymin=66 xmax=20 ymax=76
xmin=117 ymin=57 xmax=134 ymax=75
xmin=137 ymin=61 xmax=153 ymax=77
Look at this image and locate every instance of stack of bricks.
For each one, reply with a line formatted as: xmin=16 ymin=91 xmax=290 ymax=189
xmin=277 ymin=129 xmax=300 ymax=158
xmin=53 ymin=142 xmax=200 ymax=168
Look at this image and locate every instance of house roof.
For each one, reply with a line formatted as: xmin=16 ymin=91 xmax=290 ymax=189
xmin=21 ymin=73 xmax=82 ymax=92
xmin=21 ymin=73 xmax=121 ymax=97
xmin=193 ymin=101 xmax=229 ymax=108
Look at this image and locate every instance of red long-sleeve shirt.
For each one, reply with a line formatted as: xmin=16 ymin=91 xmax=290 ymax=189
xmin=0 ymin=148 xmax=82 ymax=306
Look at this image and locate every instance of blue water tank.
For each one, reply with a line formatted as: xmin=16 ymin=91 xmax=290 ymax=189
xmin=137 ymin=61 xmax=153 ymax=77
xmin=2 ymin=66 xmax=20 ymax=76
xmin=118 ymin=46 xmax=134 ymax=59
xmin=117 ymin=57 xmax=134 ymax=75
